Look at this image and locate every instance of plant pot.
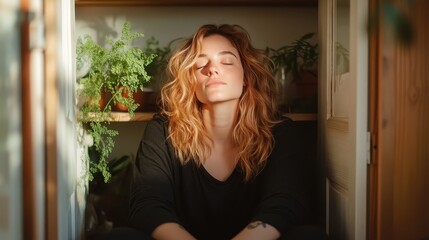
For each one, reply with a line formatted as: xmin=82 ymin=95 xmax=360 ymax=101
xmin=277 ymin=70 xmax=318 ymax=113
xmin=99 ymin=91 xmax=108 ymax=111
xmin=295 ymin=70 xmax=317 ymax=98
xmin=292 ymin=70 xmax=318 ymax=113
xmin=110 ymin=89 xmax=159 ymax=112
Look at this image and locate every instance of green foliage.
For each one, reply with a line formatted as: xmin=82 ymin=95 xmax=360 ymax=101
xmin=143 ymin=36 xmax=181 ymax=85
xmin=87 ymin=122 xmax=118 ymax=181
xmin=335 ymin=41 xmax=350 ymax=75
xmin=143 ymin=36 xmax=170 ymax=78
xmin=76 ymin=21 xmax=155 ymax=182
xmin=77 ymin=22 xmax=156 ymax=118
xmin=266 ymin=32 xmax=318 ymax=82
xmin=90 ymin=154 xmax=133 ymax=196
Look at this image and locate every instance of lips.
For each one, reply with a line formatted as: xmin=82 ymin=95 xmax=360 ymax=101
xmin=206 ymin=79 xmax=226 ymax=87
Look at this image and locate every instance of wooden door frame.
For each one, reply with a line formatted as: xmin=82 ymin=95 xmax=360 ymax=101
xmin=21 ymin=0 xmax=59 ymax=239
xmin=21 ymin=0 xmax=36 ymax=239
xmin=367 ymin=0 xmax=380 ymax=238
xmin=44 ymin=0 xmax=59 ymax=239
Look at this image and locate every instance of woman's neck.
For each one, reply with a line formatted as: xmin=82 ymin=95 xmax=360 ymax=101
xmin=201 ymin=101 xmax=238 ymax=144
xmin=201 ymin=101 xmax=240 ymax=181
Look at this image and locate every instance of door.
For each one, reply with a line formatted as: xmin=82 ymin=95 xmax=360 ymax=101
xmin=319 ymin=0 xmax=368 ymax=239
xmin=368 ymin=0 xmax=429 ymax=239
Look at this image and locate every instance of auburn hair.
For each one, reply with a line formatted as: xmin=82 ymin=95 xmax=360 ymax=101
xmin=161 ymin=24 xmax=279 ymax=181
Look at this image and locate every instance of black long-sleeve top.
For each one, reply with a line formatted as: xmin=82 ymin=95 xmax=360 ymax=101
xmin=129 ymin=114 xmax=308 ymax=240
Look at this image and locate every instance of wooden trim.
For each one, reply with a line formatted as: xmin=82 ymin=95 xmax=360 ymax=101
xmin=75 ymin=0 xmax=318 ymax=7
xmin=82 ymin=112 xmax=317 ymax=122
xmin=21 ymin=0 xmax=36 ymax=239
xmin=367 ymin=0 xmax=381 ymax=239
xmin=44 ymin=0 xmax=58 ymax=239
xmin=326 ymin=118 xmax=348 ymax=132
xmin=284 ymin=113 xmax=317 ymax=121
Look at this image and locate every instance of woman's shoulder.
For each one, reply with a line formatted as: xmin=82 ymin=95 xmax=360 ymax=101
xmin=272 ymin=116 xmax=295 ymax=134
xmin=152 ymin=112 xmax=169 ymax=124
xmin=144 ymin=112 xmax=169 ymax=136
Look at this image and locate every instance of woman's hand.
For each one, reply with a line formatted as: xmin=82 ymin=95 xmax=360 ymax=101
xmin=232 ymin=221 xmax=280 ymax=240
xmin=152 ymin=222 xmax=196 ymax=240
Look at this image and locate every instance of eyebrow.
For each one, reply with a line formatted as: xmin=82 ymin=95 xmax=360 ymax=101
xmin=197 ymin=51 xmax=238 ymax=59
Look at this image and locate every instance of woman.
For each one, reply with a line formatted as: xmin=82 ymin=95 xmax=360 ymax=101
xmin=128 ymin=24 xmax=321 ymax=240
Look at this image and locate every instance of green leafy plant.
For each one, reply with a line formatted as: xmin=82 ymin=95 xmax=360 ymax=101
xmin=76 ymin=21 xmax=155 ymax=182
xmin=334 ymin=41 xmax=350 ymax=75
xmin=143 ymin=36 xmax=172 ymax=83
xmin=143 ymin=36 xmax=182 ymax=89
xmin=266 ymin=32 xmax=318 ymax=82
xmin=266 ymin=33 xmax=319 ymax=113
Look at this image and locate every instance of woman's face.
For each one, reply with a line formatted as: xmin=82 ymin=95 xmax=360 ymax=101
xmin=194 ymin=34 xmax=244 ymax=106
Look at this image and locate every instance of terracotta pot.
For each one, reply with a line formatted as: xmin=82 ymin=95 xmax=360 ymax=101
xmin=99 ymin=91 xmax=108 ymax=111
xmin=110 ymin=89 xmax=159 ymax=112
xmin=295 ymin=70 xmax=318 ymax=98
xmin=291 ymin=70 xmax=318 ymax=113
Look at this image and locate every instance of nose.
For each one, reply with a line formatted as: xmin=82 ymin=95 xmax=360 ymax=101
xmin=207 ymin=64 xmax=219 ymax=77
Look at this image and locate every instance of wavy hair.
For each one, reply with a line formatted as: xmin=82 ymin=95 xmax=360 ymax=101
xmin=161 ymin=24 xmax=279 ymax=181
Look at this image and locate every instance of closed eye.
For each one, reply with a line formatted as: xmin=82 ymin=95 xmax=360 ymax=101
xmin=195 ymin=60 xmax=208 ymax=70
xmin=220 ymin=56 xmax=235 ymax=66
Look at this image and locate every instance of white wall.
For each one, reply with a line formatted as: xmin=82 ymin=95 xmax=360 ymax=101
xmin=0 ymin=0 xmax=22 ymax=239
xmin=75 ymin=6 xmax=318 ymax=50
xmin=75 ymin=5 xmax=318 ymax=160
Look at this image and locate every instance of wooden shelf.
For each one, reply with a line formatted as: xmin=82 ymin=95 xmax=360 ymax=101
xmin=103 ymin=112 xmax=155 ymax=122
xmin=103 ymin=112 xmax=317 ymax=122
xmin=283 ymin=113 xmax=317 ymax=121
xmin=75 ymin=0 xmax=317 ymax=7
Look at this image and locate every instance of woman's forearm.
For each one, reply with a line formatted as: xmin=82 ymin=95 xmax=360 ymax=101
xmin=152 ymin=222 xmax=196 ymax=240
xmin=232 ymin=221 xmax=280 ymax=240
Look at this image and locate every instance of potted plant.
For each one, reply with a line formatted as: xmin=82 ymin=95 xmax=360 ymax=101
xmin=266 ymin=32 xmax=318 ymax=113
xmin=143 ymin=36 xmax=175 ymax=86
xmin=110 ymin=36 xmax=182 ymax=112
xmin=116 ymin=36 xmax=179 ymax=112
xmin=76 ymin=21 xmax=155 ymax=182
